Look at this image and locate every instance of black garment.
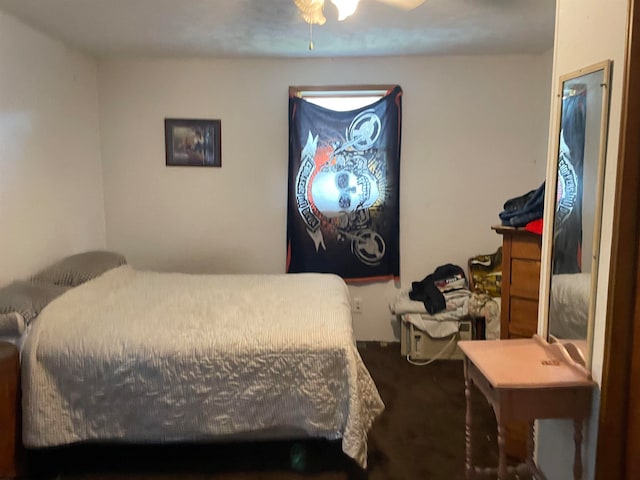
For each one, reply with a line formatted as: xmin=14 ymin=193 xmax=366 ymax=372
xmin=409 ymin=263 xmax=468 ymax=314
xmin=409 ymin=275 xmax=445 ymax=314
xmin=501 ymin=189 xmax=537 ymax=213
xmin=432 ymin=264 xmax=466 ymax=282
xmin=553 ymin=92 xmax=586 ymax=275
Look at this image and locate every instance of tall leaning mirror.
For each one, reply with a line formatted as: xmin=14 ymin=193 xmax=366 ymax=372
xmin=546 ymin=60 xmax=612 ymax=368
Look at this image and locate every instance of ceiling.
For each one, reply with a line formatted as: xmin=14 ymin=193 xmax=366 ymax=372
xmin=0 ymin=0 xmax=556 ymax=58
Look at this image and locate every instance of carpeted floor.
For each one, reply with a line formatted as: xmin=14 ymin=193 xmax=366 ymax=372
xmin=25 ymin=342 xmax=500 ymax=480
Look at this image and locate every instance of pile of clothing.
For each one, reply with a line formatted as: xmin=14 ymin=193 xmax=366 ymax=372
xmin=408 ymin=264 xmax=469 ymax=315
xmin=467 ymin=248 xmax=503 ymax=340
xmin=499 ymin=182 xmax=545 ymax=232
xmin=468 ymin=292 xmax=500 ymax=341
xmin=469 ymin=247 xmax=502 ymax=298
xmin=390 ymin=264 xmax=471 ymax=339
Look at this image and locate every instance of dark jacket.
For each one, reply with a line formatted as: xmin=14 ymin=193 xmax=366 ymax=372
xmin=499 ymin=183 xmax=545 ymax=227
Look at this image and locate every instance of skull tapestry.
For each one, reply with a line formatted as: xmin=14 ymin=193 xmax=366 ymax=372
xmin=287 ymin=85 xmax=402 ymax=282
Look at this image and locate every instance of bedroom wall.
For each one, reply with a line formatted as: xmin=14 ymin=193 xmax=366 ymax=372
xmin=0 ymin=12 xmax=106 ymax=286
xmin=536 ymin=0 xmax=629 ymax=478
xmin=98 ymin=52 xmax=552 ymax=341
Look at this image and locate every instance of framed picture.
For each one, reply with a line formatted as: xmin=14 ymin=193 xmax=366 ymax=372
xmin=165 ymin=118 xmax=221 ymax=167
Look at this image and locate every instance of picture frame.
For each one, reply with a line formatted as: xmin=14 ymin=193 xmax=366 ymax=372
xmin=165 ymin=118 xmax=221 ymax=167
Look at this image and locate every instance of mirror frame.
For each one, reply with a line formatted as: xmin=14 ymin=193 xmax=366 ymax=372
xmin=542 ymin=59 xmax=612 ymax=369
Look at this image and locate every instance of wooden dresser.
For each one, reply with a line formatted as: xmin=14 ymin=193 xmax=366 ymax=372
xmin=492 ymin=225 xmax=542 ymax=460
xmin=493 ymin=226 xmax=542 ymax=339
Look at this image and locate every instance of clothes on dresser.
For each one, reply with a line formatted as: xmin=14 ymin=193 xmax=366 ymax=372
xmin=499 ymin=182 xmax=545 ymax=227
xmin=524 ymin=218 xmax=544 ymax=235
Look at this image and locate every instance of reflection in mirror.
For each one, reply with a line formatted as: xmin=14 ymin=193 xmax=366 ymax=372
xmin=547 ymin=60 xmax=611 ymax=368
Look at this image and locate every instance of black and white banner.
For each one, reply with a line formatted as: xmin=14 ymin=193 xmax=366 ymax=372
xmin=554 ymin=89 xmax=586 ymax=274
xmin=287 ymin=86 xmax=402 ymax=282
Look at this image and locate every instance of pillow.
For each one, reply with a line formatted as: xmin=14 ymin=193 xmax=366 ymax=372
xmin=0 ymin=312 xmax=26 ymax=337
xmin=31 ymin=250 xmax=127 ymax=287
xmin=0 ymin=281 xmax=69 ymax=324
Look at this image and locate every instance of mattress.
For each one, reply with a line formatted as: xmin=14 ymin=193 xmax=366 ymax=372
xmin=21 ymin=266 xmax=384 ymax=468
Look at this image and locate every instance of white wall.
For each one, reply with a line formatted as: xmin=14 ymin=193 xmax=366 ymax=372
xmin=99 ymin=53 xmax=551 ymax=340
xmin=0 ymin=12 xmax=106 ymax=286
xmin=537 ymin=0 xmax=630 ymax=478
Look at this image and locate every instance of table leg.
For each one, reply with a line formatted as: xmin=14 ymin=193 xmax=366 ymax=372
xmin=573 ymin=418 xmax=583 ymax=480
xmin=497 ymin=421 xmax=507 ymax=480
xmin=525 ymin=420 xmax=536 ymax=475
xmin=464 ymin=358 xmax=473 ymax=480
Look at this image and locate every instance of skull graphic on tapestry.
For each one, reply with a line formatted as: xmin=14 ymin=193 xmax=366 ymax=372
xmin=287 ymin=86 xmax=402 ymax=281
xmin=553 ymin=88 xmax=586 ymax=275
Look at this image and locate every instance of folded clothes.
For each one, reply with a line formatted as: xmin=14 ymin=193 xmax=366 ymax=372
xmin=434 ymin=273 xmax=467 ymax=293
xmin=409 ymin=264 xmax=468 ymax=314
xmin=499 ymin=183 xmax=545 ymax=228
xmin=390 ymin=289 xmax=470 ymax=321
xmin=390 ymin=290 xmax=428 ymax=315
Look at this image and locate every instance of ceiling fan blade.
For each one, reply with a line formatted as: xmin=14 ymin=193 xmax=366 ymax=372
xmin=375 ymin=0 xmax=426 ymax=10
xmin=294 ymin=0 xmax=327 ymax=25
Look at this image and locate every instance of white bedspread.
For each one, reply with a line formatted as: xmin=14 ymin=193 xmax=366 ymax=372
xmin=22 ymin=266 xmax=384 ymax=467
xmin=549 ymin=272 xmax=591 ymax=340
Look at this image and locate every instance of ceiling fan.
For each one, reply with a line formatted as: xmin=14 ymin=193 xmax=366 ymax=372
xmin=294 ymin=0 xmax=426 ymax=26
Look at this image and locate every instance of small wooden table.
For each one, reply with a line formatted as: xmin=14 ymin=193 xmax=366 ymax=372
xmin=458 ymin=336 xmax=595 ymax=480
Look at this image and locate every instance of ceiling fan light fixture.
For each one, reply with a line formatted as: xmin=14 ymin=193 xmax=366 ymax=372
xmin=330 ymin=0 xmax=360 ymax=21
xmin=294 ymin=0 xmax=327 ymax=25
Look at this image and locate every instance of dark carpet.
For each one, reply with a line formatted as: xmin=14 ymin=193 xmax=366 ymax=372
xmin=25 ymin=343 xmax=499 ymax=480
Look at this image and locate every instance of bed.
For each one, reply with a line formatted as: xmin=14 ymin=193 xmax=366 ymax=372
xmin=548 ymin=272 xmax=591 ymax=340
xmin=4 ymin=255 xmax=383 ymax=469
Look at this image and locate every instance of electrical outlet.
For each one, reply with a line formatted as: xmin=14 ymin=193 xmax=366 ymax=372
xmin=353 ymin=297 xmax=363 ymax=314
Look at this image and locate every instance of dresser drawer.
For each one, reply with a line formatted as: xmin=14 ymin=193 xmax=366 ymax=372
xmin=511 ymin=236 xmax=542 ymax=260
xmin=508 ymin=297 xmax=538 ymax=337
xmin=509 ymin=259 xmax=541 ymax=299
